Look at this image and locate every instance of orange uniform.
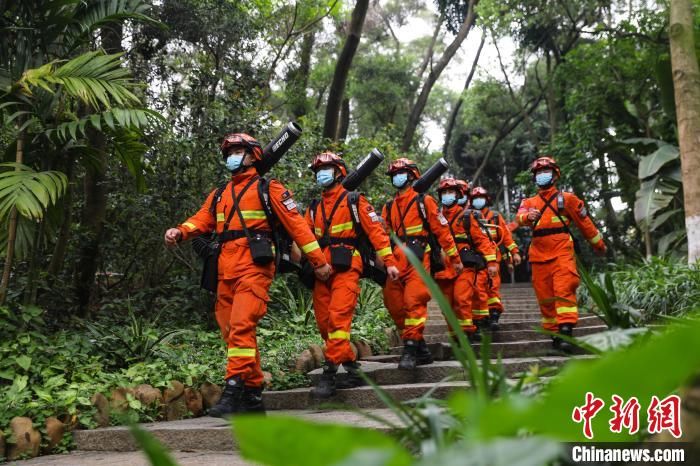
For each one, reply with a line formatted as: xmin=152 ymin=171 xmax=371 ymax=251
xmin=178 ymin=169 xmax=326 ymax=387
xmin=381 ymin=187 xmax=460 ymax=340
xmin=479 ymin=208 xmax=520 ymax=314
xmin=434 ymin=205 xmax=496 ymax=333
xmin=516 ymin=186 xmax=604 ymax=330
xmin=305 ymin=184 xmax=396 ymax=364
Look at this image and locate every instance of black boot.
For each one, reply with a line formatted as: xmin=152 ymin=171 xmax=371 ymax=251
xmin=243 ymin=386 xmax=266 ymax=414
xmin=398 ymin=340 xmax=418 ymax=370
xmin=416 ymin=339 xmax=434 ymax=366
xmin=557 ymin=324 xmax=574 ymax=354
xmin=209 ymin=376 xmax=245 ymax=418
xmin=310 ymin=362 xmax=337 ymax=398
xmin=336 ymin=361 xmax=364 ymax=389
xmin=489 ymin=309 xmax=501 ymax=331
xmin=475 ymin=317 xmax=490 ymax=336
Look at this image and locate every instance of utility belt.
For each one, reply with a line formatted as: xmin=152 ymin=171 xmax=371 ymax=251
xmin=532 ymin=226 xmax=568 ymax=238
xmin=318 ymin=236 xmax=359 ymax=248
xmin=218 ymin=229 xmax=271 ymax=242
xmin=390 ymin=235 xmax=428 ymax=262
xmin=219 ymin=229 xmax=274 ymax=266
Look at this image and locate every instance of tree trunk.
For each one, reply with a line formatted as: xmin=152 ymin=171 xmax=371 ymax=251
xmin=322 ymin=0 xmax=369 ymax=140
xmin=0 ymin=130 xmax=24 ymax=305
xmin=443 ymin=32 xmax=485 ymax=157
xmin=669 ymin=0 xmax=700 ymax=264
xmin=408 ymin=13 xmax=444 ymax=110
xmin=75 ymin=24 xmax=122 ymax=316
xmin=401 ymin=0 xmax=478 ymax=151
xmin=337 ymin=97 xmax=350 ymax=140
xmin=289 ymin=29 xmax=316 ymax=118
xmin=597 ymin=152 xmax=619 ymax=260
xmin=47 ymin=159 xmax=74 ymax=277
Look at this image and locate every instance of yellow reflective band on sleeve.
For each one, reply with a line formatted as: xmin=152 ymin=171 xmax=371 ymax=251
xmin=454 ymin=233 xmax=467 ymax=239
xmin=183 ymin=222 xmax=196 ymax=231
xmin=425 ymin=245 xmax=431 ymax=253
xmin=301 ymin=241 xmax=321 ymax=253
xmin=330 ymin=221 xmax=354 ymax=233
xmin=405 ymin=224 xmax=423 ymax=235
xmin=353 ymin=250 xmax=360 ymax=257
xmin=542 ymin=317 xmax=557 ymax=324
xmin=457 ymin=319 xmax=473 ymax=326
xmin=404 ymin=317 xmax=427 ymax=326
xmin=377 ymin=246 xmax=392 ymax=257
xmin=589 ymin=233 xmax=602 ymax=244
xmin=556 ymin=306 xmax=578 ymax=315
xmin=240 ymin=210 xmax=267 ymax=220
xmin=328 ymin=330 xmax=350 ymax=340
xmin=507 ymin=243 xmax=518 ymax=251
xmin=472 ymin=309 xmax=489 ymax=316
xmin=314 ymin=227 xmax=322 ymax=236
xmin=227 ymin=347 xmax=256 ymax=358
xmin=518 ymin=213 xmax=527 ymax=224
xmin=445 ymin=246 xmax=457 ymax=256
xmin=551 ymin=216 xmax=569 ymax=224
xmin=216 ymin=213 xmax=225 ymax=222
xmin=487 ymin=297 xmax=501 ymax=305
xmin=484 ymin=254 xmax=497 ymax=262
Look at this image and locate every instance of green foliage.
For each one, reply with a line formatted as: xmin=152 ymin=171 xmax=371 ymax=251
xmin=0 ymin=163 xmax=67 ymax=220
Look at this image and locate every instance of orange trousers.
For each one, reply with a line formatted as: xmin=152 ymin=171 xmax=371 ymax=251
xmin=383 ymin=258 xmax=431 ymax=341
xmin=487 ymin=265 xmax=504 ymax=313
xmin=215 ymin=273 xmax=271 ymax=387
xmin=470 ymin=268 xmax=490 ymax=322
xmin=312 ymin=269 xmax=361 ymax=364
xmin=531 ymin=254 xmax=580 ymax=331
xmin=437 ymin=271 xmax=476 ymax=334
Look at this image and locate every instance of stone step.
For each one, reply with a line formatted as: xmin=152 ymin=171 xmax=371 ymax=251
xmin=390 ymin=339 xmax=589 ymax=360
xmin=427 ymin=312 xmax=546 ymax=321
xmin=423 ymin=315 xmax=605 ymax=334
xmin=347 ymin=356 xmax=592 ymax=381
xmin=424 ymin=325 xmax=607 ymax=344
xmin=263 ymin=381 xmax=470 ymax=410
xmin=73 ymin=409 xmax=402 ymax=452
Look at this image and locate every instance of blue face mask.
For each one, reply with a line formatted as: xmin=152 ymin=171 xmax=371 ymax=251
xmin=472 ymin=198 xmax=486 ymax=210
xmin=441 ymin=193 xmax=456 ymax=206
xmin=316 ymin=168 xmax=335 ymax=187
xmin=392 ymin=173 xmax=409 ymax=188
xmin=457 ymin=196 xmax=467 ymax=206
xmin=535 ymin=171 xmax=554 ymax=187
xmin=225 ymin=154 xmax=244 ymax=172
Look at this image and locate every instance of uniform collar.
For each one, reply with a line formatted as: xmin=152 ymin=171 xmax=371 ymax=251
xmin=537 ymin=185 xmax=559 ymax=198
xmin=395 ymin=186 xmax=416 ymax=201
xmin=230 ymin=167 xmax=258 ymax=184
xmin=322 ymin=182 xmax=345 ymax=199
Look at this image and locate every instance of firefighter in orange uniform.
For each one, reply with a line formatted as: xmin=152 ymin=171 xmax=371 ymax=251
xmin=164 ymin=133 xmax=331 ymax=416
xmin=470 ymin=186 xmax=522 ymax=330
xmin=434 ymin=179 xmax=498 ymax=340
xmin=305 ymin=152 xmax=400 ymax=397
xmin=381 ymin=158 xmax=463 ymax=370
xmin=516 ymin=156 xmax=606 ymax=351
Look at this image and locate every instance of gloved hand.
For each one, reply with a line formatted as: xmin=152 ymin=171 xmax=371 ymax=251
xmin=164 ymin=228 xmax=182 ymax=247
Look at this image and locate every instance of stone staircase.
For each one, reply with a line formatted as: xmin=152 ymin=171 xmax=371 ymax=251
xmin=71 ymin=283 xmax=606 ymax=454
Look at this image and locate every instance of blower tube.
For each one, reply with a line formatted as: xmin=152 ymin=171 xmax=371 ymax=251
xmin=342 ymin=148 xmax=385 ymax=191
xmin=255 ymin=121 xmax=303 ymax=175
xmin=412 ymin=157 xmax=449 ymax=193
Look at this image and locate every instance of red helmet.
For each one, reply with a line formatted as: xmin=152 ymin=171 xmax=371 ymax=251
xmin=437 ymin=177 xmax=462 ymax=193
xmin=310 ymin=151 xmax=347 ymax=176
xmin=220 ymin=133 xmax=263 ymax=160
xmin=386 ymin=157 xmax=420 ymax=179
xmin=455 ymin=179 xmax=469 ymax=195
xmin=530 ymin=156 xmax=560 ymax=176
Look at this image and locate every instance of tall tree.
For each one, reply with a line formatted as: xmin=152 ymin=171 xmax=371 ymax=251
xmin=323 ymin=0 xmax=370 ymax=140
xmin=669 ymin=0 xmax=700 ymax=264
xmin=401 ymin=0 xmax=478 ymax=151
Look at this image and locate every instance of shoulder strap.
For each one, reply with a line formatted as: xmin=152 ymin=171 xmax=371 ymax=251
xmin=224 ymin=175 xmax=260 ymax=234
xmin=395 ymin=196 xmax=419 ymax=240
xmin=532 ymin=191 xmax=559 ymax=230
xmin=209 ymin=181 xmax=229 ymax=215
xmin=308 ymin=199 xmax=320 ymax=223
xmin=320 ymin=191 xmax=349 ymax=239
xmin=257 ymin=178 xmax=275 ymax=226
xmin=347 ymin=191 xmax=361 ymax=225
xmin=536 ymin=191 xmax=575 ymax=238
xmin=385 ymin=200 xmax=394 ymax=230
xmin=557 ymin=193 xmax=565 ymax=211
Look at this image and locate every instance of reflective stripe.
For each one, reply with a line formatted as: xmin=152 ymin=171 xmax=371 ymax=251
xmin=353 ymin=250 xmax=360 ymax=257
xmin=314 ymin=227 xmax=322 ymax=236
xmin=488 ymin=228 xmax=497 ymax=236
xmin=487 ymin=297 xmax=501 ymax=305
xmin=556 ymin=306 xmax=578 ymax=314
xmin=183 ymin=222 xmax=196 ymax=231
xmin=227 ymin=347 xmax=256 ymax=358
xmin=589 ymin=232 xmax=602 ymax=244
xmin=445 ymin=246 xmax=457 ymax=256
xmin=454 ymin=233 xmax=467 ymax=239
xmin=425 ymin=245 xmax=431 ymax=253
xmin=405 ymin=224 xmax=423 ymax=235
xmin=301 ymin=241 xmax=321 ymax=253
xmin=472 ymin=309 xmax=489 ymax=316
xmin=241 ymin=210 xmax=267 ymax=220
xmin=507 ymin=243 xmax=518 ymax=251
xmin=518 ymin=213 xmax=527 ymax=224
xmin=404 ymin=317 xmax=426 ymax=326
xmin=328 ymin=330 xmax=350 ymax=340
xmin=551 ymin=216 xmax=569 ymax=224
xmin=457 ymin=319 xmax=473 ymax=326
xmin=484 ymin=254 xmax=497 ymax=262
xmin=330 ymin=221 xmax=354 ymax=233
xmin=216 ymin=213 xmax=225 ymax=222
xmin=542 ymin=317 xmax=557 ymax=324
xmin=377 ymin=246 xmax=392 ymax=257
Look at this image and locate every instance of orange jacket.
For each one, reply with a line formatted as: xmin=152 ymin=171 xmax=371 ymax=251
xmin=434 ymin=205 xmax=497 ymax=280
xmin=516 ymin=186 xmax=603 ymax=262
xmin=177 ymin=169 xmax=326 ymax=276
xmin=381 ymin=187 xmax=460 ymax=268
xmin=479 ymin=208 xmax=520 ymax=261
xmin=304 ymin=184 xmax=397 ymax=271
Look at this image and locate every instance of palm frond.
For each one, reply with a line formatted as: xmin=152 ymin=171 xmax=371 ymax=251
xmin=71 ymin=0 xmax=160 ymax=37
xmin=0 ymin=163 xmax=67 ymax=221
xmin=45 ymin=108 xmax=163 ymax=141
